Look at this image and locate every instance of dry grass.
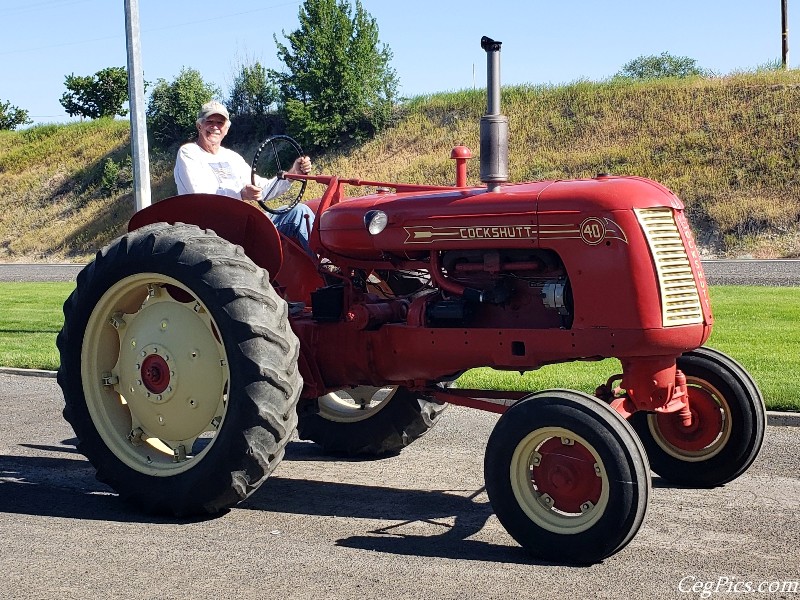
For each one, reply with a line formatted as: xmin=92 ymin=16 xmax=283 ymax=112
xmin=0 ymin=119 xmax=132 ymax=261
xmin=4 ymin=70 xmax=800 ymax=261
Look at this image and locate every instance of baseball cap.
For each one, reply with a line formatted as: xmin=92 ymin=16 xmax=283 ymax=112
xmin=197 ymin=101 xmax=230 ymax=122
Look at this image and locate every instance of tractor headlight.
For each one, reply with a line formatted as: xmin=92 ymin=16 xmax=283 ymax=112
xmin=364 ymin=210 xmax=388 ymax=235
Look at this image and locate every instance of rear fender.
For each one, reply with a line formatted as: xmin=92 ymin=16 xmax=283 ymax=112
xmin=128 ymin=194 xmax=283 ymax=277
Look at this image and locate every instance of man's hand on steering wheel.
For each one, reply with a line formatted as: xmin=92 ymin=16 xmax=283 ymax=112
xmin=241 ymin=156 xmax=310 ymax=202
xmin=288 ymin=156 xmax=312 ymax=176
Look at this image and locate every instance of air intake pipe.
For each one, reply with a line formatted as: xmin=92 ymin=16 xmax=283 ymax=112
xmin=479 ymin=36 xmax=508 ymax=192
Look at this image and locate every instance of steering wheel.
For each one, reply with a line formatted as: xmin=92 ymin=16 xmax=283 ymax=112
xmin=251 ymin=135 xmax=307 ymax=215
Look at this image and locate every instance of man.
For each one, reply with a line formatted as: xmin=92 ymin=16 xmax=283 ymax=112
xmin=174 ymin=100 xmax=315 ymax=253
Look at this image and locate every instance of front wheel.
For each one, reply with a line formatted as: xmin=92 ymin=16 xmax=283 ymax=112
xmin=484 ymin=389 xmax=650 ymax=565
xmin=57 ymin=223 xmax=303 ymax=515
xmin=631 ymin=346 xmax=766 ymax=487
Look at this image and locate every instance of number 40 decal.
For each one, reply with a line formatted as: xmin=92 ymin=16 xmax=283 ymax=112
xmin=580 ymin=217 xmax=607 ymax=245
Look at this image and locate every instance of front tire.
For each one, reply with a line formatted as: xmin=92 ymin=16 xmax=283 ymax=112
xmin=57 ymin=223 xmax=302 ymax=515
xmin=484 ymin=389 xmax=650 ymax=565
xmin=631 ymin=346 xmax=766 ymax=487
xmin=297 ymin=386 xmax=445 ymax=455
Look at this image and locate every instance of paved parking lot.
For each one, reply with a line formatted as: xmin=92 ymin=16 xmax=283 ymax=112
xmin=1 ymin=374 xmax=798 ymax=600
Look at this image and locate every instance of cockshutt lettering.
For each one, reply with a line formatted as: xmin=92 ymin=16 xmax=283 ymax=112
xmin=459 ymin=226 xmax=536 ymax=239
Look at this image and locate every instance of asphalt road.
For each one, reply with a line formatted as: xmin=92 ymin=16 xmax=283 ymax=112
xmin=2 ymin=260 xmax=800 ymax=285
xmin=0 ymin=373 xmax=798 ymax=600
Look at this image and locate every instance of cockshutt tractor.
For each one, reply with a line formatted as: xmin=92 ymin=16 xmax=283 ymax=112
xmin=57 ymin=37 xmax=765 ymax=565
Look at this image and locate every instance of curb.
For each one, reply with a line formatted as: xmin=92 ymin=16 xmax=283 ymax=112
xmin=0 ymin=366 xmax=57 ymax=378
xmin=2 ymin=366 xmax=798 ymax=427
xmin=766 ymin=411 xmax=800 ymax=427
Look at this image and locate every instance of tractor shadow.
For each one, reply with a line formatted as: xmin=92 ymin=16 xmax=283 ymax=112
xmin=247 ymin=474 xmax=539 ymax=565
xmin=0 ymin=439 xmax=539 ymax=564
xmin=0 ymin=438 xmax=214 ymax=525
xmin=1 ymin=437 xmax=677 ymax=566
xmin=243 ymin=440 xmax=551 ymax=566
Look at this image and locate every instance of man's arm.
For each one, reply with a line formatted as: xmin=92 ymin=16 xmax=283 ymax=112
xmin=254 ymin=174 xmax=292 ymax=201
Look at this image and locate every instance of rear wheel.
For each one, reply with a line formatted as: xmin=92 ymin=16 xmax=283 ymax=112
xmin=297 ymin=386 xmax=445 ymax=455
xmin=484 ymin=389 xmax=650 ymax=565
xmin=631 ymin=346 xmax=766 ymax=487
xmin=57 ymin=223 xmax=302 ymax=515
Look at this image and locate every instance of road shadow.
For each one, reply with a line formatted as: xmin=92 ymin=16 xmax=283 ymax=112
xmin=245 ymin=472 xmax=546 ymax=565
xmin=0 ymin=437 xmax=543 ymax=564
xmin=242 ymin=440 xmax=579 ymax=566
xmin=0 ymin=439 xmax=216 ymax=525
xmin=0 ymin=437 xmax=625 ymax=566
xmin=0 ymin=453 xmax=145 ymax=523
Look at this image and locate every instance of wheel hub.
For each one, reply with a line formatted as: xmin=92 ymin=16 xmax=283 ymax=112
xmin=655 ymin=386 xmax=723 ymax=451
xmin=128 ymin=344 xmax=177 ymax=404
xmin=532 ymin=437 xmax=602 ymax=513
xmin=509 ymin=425 xmax=611 ymax=535
xmin=141 ymin=351 xmax=171 ymax=395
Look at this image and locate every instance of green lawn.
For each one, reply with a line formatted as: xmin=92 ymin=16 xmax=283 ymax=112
xmin=0 ymin=282 xmax=74 ymax=371
xmin=0 ymin=282 xmax=797 ymax=411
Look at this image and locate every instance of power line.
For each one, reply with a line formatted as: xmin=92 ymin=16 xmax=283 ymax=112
xmin=0 ymin=1 xmax=300 ymax=57
xmin=0 ymin=34 xmax=119 ymax=58
xmin=4 ymin=0 xmax=93 ymax=17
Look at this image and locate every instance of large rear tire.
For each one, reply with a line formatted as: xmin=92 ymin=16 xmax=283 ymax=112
xmin=57 ymin=223 xmax=302 ymax=515
xmin=631 ymin=346 xmax=766 ymax=487
xmin=297 ymin=386 xmax=445 ymax=455
xmin=484 ymin=389 xmax=650 ymax=565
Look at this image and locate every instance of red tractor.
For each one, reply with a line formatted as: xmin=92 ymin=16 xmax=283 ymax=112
xmin=57 ymin=37 xmax=765 ymax=565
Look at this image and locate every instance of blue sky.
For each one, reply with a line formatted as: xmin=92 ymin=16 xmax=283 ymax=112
xmin=2 ymin=0 xmax=793 ymax=125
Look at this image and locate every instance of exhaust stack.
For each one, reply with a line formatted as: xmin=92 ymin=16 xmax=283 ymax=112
xmin=479 ymin=36 xmax=508 ymax=192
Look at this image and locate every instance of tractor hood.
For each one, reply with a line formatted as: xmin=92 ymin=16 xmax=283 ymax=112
xmin=317 ymin=175 xmax=683 ymax=260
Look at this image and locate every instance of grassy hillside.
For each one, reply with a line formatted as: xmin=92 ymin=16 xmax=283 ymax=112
xmin=3 ymin=70 xmax=800 ymax=261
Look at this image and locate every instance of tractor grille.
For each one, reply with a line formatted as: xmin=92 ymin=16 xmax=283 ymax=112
xmin=635 ymin=208 xmax=704 ymax=327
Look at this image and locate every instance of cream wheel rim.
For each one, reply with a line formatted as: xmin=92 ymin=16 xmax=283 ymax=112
xmin=509 ymin=426 xmax=609 ymax=534
xmin=317 ymin=386 xmax=397 ymax=423
xmin=81 ymin=273 xmax=231 ymax=476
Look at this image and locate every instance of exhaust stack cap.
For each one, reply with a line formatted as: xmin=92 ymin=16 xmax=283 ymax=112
xmin=479 ymin=36 xmax=508 ymax=191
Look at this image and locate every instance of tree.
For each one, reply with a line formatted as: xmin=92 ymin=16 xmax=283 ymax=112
xmin=146 ymin=67 xmax=219 ymax=147
xmin=0 ymin=100 xmax=31 ymax=130
xmin=59 ymin=67 xmax=129 ymax=119
xmin=616 ymin=52 xmax=705 ymax=80
xmin=225 ymin=58 xmax=281 ymax=143
xmin=271 ymin=0 xmax=398 ymax=151
xmin=228 ymin=59 xmax=279 ymax=119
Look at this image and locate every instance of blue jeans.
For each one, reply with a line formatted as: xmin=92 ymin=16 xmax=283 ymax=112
xmin=270 ymin=203 xmax=315 ymax=255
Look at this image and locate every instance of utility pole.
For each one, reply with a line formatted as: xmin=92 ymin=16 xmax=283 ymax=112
xmin=782 ymin=0 xmax=790 ymax=69
xmin=124 ymin=0 xmax=151 ymax=210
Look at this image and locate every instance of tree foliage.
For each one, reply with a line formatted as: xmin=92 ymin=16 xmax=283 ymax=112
xmin=228 ymin=59 xmax=278 ymax=119
xmin=146 ymin=68 xmax=220 ymax=147
xmin=59 ymin=67 xmax=130 ymax=119
xmin=225 ymin=58 xmax=282 ymax=143
xmin=617 ymin=52 xmax=705 ymax=80
xmin=271 ymin=0 xmax=398 ymax=151
xmin=0 ymin=100 xmax=31 ymax=130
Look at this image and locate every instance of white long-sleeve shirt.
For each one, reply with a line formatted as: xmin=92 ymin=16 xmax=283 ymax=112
xmin=174 ymin=142 xmax=290 ymax=200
